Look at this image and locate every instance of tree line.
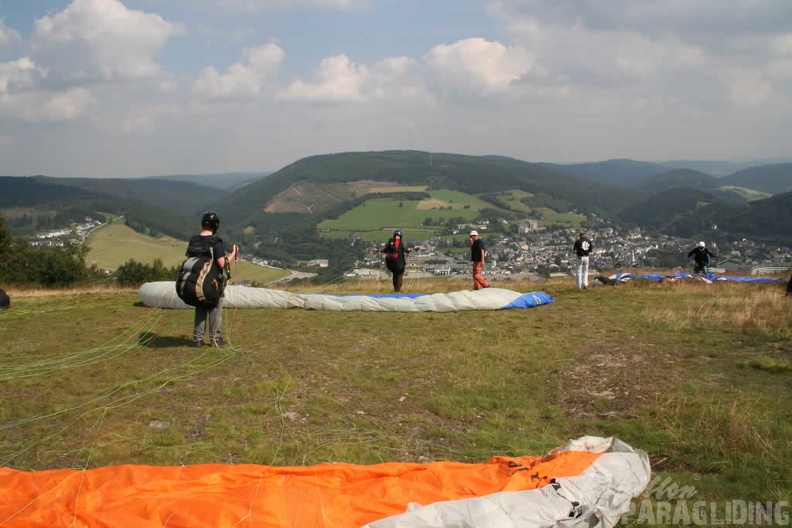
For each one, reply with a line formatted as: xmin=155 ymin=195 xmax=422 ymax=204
xmin=0 ymin=212 xmax=175 ymax=288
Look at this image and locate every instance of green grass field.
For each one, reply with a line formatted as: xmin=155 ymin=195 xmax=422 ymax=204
xmin=319 ymin=197 xmax=479 ymax=232
xmin=1 ymin=277 xmax=789 ymax=522
xmin=319 ymin=188 xmax=570 ymax=243
xmin=87 ymin=223 xmax=290 ymax=285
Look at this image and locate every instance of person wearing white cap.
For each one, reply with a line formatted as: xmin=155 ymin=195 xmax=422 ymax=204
xmin=572 ymin=229 xmax=593 ymax=289
xmin=469 ymin=230 xmax=490 ymax=290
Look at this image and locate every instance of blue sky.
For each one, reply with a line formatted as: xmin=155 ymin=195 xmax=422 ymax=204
xmin=0 ymin=0 xmax=790 ymax=177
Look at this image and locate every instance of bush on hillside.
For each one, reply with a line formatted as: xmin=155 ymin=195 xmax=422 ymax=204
xmin=115 ymin=259 xmax=178 ymax=287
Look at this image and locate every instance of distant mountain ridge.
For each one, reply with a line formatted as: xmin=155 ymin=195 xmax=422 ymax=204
xmin=215 ymin=150 xmax=644 ymax=227
xmin=538 ymin=159 xmax=668 ymax=189
xmin=543 ymin=158 xmax=792 ymax=193
xmin=2 ymin=152 xmax=791 ymax=252
xmin=142 ymin=172 xmax=269 ymax=191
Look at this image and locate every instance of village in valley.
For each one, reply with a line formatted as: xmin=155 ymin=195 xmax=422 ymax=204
xmin=28 ymin=212 xmax=792 ymax=285
xmin=349 ymin=217 xmax=792 ymax=283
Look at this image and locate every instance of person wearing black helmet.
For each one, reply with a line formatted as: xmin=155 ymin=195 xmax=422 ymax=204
xmin=190 ymin=211 xmax=237 ymax=347
xmin=375 ymin=229 xmax=416 ymax=292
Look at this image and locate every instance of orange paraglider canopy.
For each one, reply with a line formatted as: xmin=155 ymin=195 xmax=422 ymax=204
xmin=0 ymin=451 xmax=598 ymax=527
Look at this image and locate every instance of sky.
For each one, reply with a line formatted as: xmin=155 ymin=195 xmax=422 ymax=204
xmin=0 ymin=0 xmax=790 ymax=178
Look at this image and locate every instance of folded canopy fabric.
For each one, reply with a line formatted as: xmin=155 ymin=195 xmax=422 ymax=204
xmin=0 ymin=436 xmax=649 ymax=528
xmin=138 ymin=282 xmax=555 ymax=312
xmin=609 ymin=272 xmax=782 ymax=284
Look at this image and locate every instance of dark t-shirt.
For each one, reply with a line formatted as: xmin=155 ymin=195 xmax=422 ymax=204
xmin=573 ymin=237 xmax=592 ymax=257
xmin=470 ymin=238 xmax=485 ymax=262
xmin=188 ymin=234 xmax=227 ymax=271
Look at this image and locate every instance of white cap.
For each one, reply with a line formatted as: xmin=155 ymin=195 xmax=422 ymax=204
xmin=469 ymin=230 xmax=478 ymax=237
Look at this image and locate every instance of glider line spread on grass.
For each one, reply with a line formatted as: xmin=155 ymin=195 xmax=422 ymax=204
xmin=139 ymin=282 xmax=555 ymax=311
xmin=0 ymin=436 xmax=650 ymax=528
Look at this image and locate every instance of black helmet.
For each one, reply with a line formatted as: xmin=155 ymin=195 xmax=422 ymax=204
xmin=393 ymin=229 xmax=402 ymax=238
xmin=201 ymin=211 xmax=220 ymax=233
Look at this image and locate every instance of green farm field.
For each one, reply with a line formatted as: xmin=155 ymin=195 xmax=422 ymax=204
xmin=318 ymin=189 xmax=507 ymax=237
xmin=319 ymin=197 xmax=477 ymax=232
xmin=1 ymin=277 xmax=790 ymax=522
xmin=87 ymin=223 xmax=289 ymax=285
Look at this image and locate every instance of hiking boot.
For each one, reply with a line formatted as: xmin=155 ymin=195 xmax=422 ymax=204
xmin=211 ymin=337 xmax=226 ymax=347
xmin=193 ymin=341 xmax=204 ymax=348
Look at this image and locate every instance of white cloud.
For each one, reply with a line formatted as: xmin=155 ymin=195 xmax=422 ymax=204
xmin=30 ymin=0 xmax=184 ymax=86
xmin=280 ymin=55 xmax=365 ymax=102
xmin=728 ymin=70 xmax=773 ymax=106
xmin=279 ymin=53 xmax=420 ymax=103
xmin=0 ymin=87 xmax=95 ymax=123
xmin=192 ymin=43 xmax=284 ymax=99
xmin=0 ymin=58 xmax=39 ymax=92
xmin=0 ymin=18 xmax=22 ymax=53
xmin=195 ymin=0 xmax=371 ymax=11
xmin=484 ymin=0 xmax=791 ymax=114
xmin=423 ymin=38 xmax=533 ymax=98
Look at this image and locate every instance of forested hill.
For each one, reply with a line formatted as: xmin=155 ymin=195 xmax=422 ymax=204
xmin=719 ymin=163 xmax=792 ymax=194
xmin=538 ymin=159 xmax=669 ymax=189
xmin=0 ymin=176 xmax=98 ymax=206
xmin=0 ymin=176 xmax=205 ymax=240
xmin=617 ymin=188 xmax=792 ymax=244
xmin=638 ymin=169 xmax=718 ymax=193
xmin=38 ymin=176 xmax=223 ymax=216
xmin=214 ymin=150 xmax=645 ymax=226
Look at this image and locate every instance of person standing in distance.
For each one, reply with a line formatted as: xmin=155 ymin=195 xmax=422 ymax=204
xmin=687 ymin=241 xmax=715 ymax=274
xmin=572 ymin=229 xmax=593 ymax=290
xmin=376 ymin=229 xmax=415 ymax=292
xmin=192 ymin=211 xmax=237 ymax=347
xmin=469 ymin=230 xmax=490 ymax=290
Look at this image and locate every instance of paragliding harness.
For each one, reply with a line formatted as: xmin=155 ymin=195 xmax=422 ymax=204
xmin=383 ymin=239 xmax=405 ymax=274
xmin=692 ymin=250 xmax=711 ymax=274
xmin=175 ymin=235 xmax=229 ymax=307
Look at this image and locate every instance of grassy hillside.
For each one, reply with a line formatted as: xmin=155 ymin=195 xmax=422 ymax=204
xmin=86 ymin=223 xmax=289 ymax=284
xmin=87 ymin=223 xmax=187 ymax=269
xmin=1 ymin=278 xmax=789 ymax=515
xmin=318 ymin=189 xmax=499 ymax=237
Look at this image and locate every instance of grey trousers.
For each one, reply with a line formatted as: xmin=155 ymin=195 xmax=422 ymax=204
xmin=193 ymin=298 xmax=222 ymax=342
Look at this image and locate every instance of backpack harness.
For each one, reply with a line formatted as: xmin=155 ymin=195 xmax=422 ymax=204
xmin=175 ymin=235 xmax=227 ymax=307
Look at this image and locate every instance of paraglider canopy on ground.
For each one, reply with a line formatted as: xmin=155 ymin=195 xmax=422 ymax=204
xmin=0 ymin=436 xmax=650 ymax=528
xmin=139 ymin=282 xmax=555 ymax=312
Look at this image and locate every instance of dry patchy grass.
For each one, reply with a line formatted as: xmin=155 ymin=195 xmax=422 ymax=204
xmin=0 ymin=276 xmax=790 ymax=504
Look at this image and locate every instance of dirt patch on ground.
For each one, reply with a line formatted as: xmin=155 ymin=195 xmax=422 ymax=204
xmin=416 ymin=198 xmax=452 ymax=210
xmin=557 ymin=341 xmax=685 ymax=420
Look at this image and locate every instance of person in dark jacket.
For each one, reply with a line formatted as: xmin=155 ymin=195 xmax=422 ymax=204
xmin=688 ymin=241 xmax=716 ymax=274
xmin=376 ymin=230 xmax=415 ymax=292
